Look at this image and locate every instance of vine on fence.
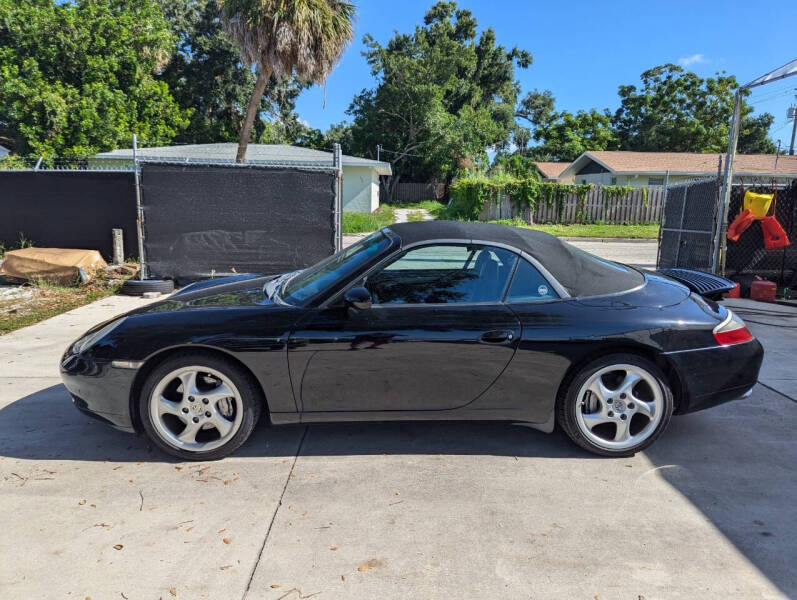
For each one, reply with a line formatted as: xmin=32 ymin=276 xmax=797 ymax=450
xmin=600 ymin=184 xmax=635 ymax=217
xmin=449 ymin=177 xmax=625 ymax=224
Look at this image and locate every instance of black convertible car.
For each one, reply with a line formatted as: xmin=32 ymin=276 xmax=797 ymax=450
xmin=61 ymin=221 xmax=763 ymax=459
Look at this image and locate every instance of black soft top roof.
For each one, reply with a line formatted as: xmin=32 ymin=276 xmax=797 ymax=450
xmin=387 ymin=221 xmax=644 ymax=297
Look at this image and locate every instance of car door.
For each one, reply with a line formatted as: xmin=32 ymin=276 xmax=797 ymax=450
xmin=288 ymin=243 xmax=522 ymax=413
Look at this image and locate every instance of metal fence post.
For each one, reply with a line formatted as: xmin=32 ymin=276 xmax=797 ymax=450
xmin=656 ymin=170 xmax=670 ymax=268
xmin=132 ymin=134 xmax=147 ymax=279
xmin=333 ymin=143 xmax=343 ymax=252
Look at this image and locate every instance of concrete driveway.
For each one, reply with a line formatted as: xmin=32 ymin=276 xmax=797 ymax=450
xmin=1 ymin=294 xmax=796 ymax=599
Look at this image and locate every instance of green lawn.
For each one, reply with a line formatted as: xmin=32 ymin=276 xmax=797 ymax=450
xmin=487 ymin=218 xmax=660 ymax=239
xmin=342 ymin=206 xmax=396 ymax=234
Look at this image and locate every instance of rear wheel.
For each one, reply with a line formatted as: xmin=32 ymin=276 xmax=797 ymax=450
xmin=139 ymin=353 xmax=262 ymax=461
xmin=558 ymin=353 xmax=673 ymax=457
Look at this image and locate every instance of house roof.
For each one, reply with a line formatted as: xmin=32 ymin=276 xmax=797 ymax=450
xmin=534 ymin=161 xmax=570 ymax=179
xmin=96 ymin=143 xmax=392 ymax=175
xmin=0 ymin=145 xmax=9 ymax=158
xmin=560 ymin=151 xmax=797 ymax=180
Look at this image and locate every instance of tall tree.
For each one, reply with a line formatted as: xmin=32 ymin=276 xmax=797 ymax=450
xmin=218 ymin=0 xmax=355 ymax=162
xmin=514 ymin=64 xmax=776 ymax=163
xmin=613 ymin=64 xmax=775 ymax=154
xmin=516 ymin=90 xmax=618 ymax=161
xmin=347 ymin=1 xmax=531 ymax=196
xmin=0 ymin=0 xmax=189 ymax=156
xmin=158 ymin=0 xmax=309 ymax=145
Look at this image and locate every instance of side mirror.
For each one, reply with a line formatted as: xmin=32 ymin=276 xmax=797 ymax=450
xmin=344 ymin=286 xmax=372 ymax=311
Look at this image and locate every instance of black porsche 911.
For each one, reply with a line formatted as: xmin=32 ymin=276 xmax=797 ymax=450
xmin=61 ymin=221 xmax=763 ymax=460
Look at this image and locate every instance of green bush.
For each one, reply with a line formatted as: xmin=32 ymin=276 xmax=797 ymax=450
xmin=449 ymin=174 xmax=625 ymax=223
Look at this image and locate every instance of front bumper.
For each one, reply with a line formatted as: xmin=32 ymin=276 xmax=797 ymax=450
xmin=60 ymin=354 xmax=139 ymax=432
xmin=665 ymin=338 xmax=764 ymax=414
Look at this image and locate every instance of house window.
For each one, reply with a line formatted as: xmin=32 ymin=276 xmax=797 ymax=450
xmin=648 ymin=177 xmax=665 ymax=186
xmin=610 ymin=177 xmax=617 ymax=185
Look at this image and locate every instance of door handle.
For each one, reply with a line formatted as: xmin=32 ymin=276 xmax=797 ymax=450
xmin=480 ymin=330 xmax=515 ymax=344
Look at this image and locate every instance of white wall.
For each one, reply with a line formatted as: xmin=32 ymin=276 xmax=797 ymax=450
xmin=342 ymin=165 xmax=379 ymax=212
xmin=572 ymin=173 xmax=707 ymax=187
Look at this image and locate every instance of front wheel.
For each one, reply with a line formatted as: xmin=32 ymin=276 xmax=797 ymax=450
xmin=557 ymin=353 xmax=673 ymax=457
xmin=139 ymin=353 xmax=262 ymax=461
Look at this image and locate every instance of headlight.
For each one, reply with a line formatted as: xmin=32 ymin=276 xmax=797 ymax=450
xmin=71 ymin=317 xmax=127 ymax=355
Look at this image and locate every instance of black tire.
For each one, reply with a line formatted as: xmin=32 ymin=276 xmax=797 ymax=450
xmin=557 ymin=353 xmax=673 ymax=457
xmin=121 ymin=278 xmax=174 ymax=296
xmin=139 ymin=352 xmax=263 ymax=461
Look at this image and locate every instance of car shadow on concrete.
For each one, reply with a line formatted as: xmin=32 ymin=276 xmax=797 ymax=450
xmin=0 ymin=383 xmax=590 ymax=463
xmin=644 ymin=385 xmax=797 ymax=598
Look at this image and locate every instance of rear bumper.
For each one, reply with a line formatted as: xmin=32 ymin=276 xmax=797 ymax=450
xmin=60 ymin=354 xmax=138 ymax=432
xmin=665 ymin=338 xmax=764 ymax=414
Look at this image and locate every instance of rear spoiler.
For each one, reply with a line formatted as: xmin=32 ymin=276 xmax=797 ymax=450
xmin=656 ymin=268 xmax=735 ymax=300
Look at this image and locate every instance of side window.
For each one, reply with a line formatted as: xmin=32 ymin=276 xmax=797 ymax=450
xmin=505 ymin=259 xmax=558 ymax=303
xmin=366 ymin=244 xmax=517 ymax=305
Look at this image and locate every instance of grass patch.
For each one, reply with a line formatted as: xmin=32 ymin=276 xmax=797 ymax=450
xmin=487 ymin=218 xmax=659 ymax=239
xmin=342 ymin=206 xmax=395 ymax=234
xmin=0 ymin=265 xmax=136 ymax=336
xmin=390 ymin=200 xmax=447 ymax=218
xmin=406 ymin=210 xmax=426 ymax=222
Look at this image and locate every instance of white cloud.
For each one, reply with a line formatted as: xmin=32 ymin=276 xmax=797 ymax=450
xmin=678 ymin=53 xmax=708 ymax=67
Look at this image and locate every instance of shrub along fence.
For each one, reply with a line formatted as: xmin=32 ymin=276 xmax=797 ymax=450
xmin=448 ymin=178 xmax=663 ymax=225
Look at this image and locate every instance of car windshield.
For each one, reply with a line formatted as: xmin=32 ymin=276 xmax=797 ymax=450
xmin=281 ymin=231 xmax=393 ymax=306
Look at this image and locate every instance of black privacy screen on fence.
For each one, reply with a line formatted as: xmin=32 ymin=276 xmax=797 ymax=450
xmin=657 ymin=178 xmax=719 ymax=271
xmin=0 ymin=171 xmax=137 ymax=259
xmin=724 ymin=180 xmax=797 ymax=287
xmin=139 ymin=162 xmax=337 ymax=281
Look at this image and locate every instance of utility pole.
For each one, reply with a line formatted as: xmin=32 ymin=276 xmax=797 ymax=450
xmin=789 ymin=96 xmax=797 ymax=155
xmin=712 ymin=58 xmax=797 ymax=274
xmin=377 ymin=144 xmax=382 ymax=162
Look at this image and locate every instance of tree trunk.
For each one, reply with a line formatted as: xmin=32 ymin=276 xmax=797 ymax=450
xmin=236 ymin=66 xmax=272 ymax=164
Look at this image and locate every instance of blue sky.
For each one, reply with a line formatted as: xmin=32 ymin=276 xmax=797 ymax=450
xmin=295 ymin=0 xmax=797 ymax=148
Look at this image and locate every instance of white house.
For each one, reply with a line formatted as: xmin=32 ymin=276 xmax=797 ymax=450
xmin=94 ymin=143 xmax=392 ymax=212
xmin=0 ymin=145 xmax=9 ymax=159
xmin=555 ymin=151 xmax=797 ymax=186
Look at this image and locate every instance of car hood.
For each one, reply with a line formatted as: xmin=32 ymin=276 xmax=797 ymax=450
xmin=128 ymin=273 xmax=286 ymax=315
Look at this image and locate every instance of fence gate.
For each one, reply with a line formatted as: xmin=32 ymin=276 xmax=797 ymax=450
xmin=139 ymin=162 xmax=339 ymax=281
xmin=724 ymin=180 xmax=797 ymax=287
xmin=657 ymin=178 xmax=720 ymax=271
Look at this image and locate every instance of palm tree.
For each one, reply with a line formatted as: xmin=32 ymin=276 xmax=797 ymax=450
xmin=218 ymin=0 xmax=356 ymax=163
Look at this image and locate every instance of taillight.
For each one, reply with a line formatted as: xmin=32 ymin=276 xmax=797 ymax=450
xmin=713 ymin=310 xmax=754 ymax=346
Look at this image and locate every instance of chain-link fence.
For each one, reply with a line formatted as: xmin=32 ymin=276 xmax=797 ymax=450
xmin=0 ymin=157 xmax=134 ymax=171
xmin=657 ymin=178 xmax=720 ymax=271
xmin=138 ymin=161 xmax=339 ymax=281
xmin=2 ymin=149 xmax=344 ymax=281
xmin=724 ymin=180 xmax=797 ymax=288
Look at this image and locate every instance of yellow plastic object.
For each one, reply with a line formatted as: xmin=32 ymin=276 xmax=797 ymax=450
xmin=743 ymin=191 xmax=773 ymax=219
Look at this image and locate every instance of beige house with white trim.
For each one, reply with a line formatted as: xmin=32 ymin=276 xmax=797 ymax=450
xmin=555 ymin=151 xmax=797 ymax=187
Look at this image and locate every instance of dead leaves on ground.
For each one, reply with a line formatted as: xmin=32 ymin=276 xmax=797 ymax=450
xmin=357 ymin=558 xmax=384 ymax=572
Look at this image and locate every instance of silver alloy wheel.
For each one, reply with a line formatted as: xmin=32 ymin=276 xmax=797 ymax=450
xmin=149 ymin=366 xmax=244 ymax=453
xmin=574 ymin=363 xmax=664 ymax=451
